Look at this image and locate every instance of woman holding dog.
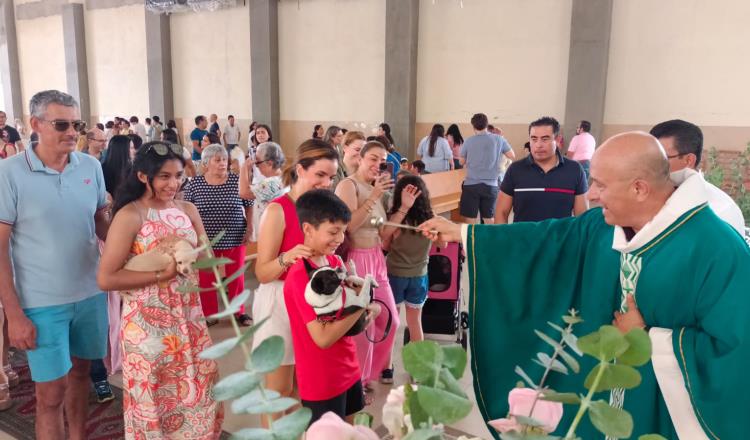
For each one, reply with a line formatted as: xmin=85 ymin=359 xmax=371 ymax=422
xmin=252 ymin=139 xmax=338 ymax=426
xmin=183 ymin=143 xmax=252 ymax=326
xmin=98 ymin=141 xmax=223 ymax=439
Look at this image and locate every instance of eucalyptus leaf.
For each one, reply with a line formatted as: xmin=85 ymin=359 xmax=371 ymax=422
xmin=577 ymin=325 xmax=629 ymax=362
xmin=441 ymin=344 xmax=468 ymax=379
xmin=547 ymin=321 xmax=565 ymax=334
xmin=514 ymin=415 xmax=546 ymax=427
xmin=437 ymin=367 xmax=467 ymax=398
xmin=562 ymin=331 xmax=583 ymax=356
xmin=416 ymin=385 xmax=473 ymax=425
xmin=534 ymin=330 xmax=564 ymax=353
xmin=238 ymin=317 xmax=270 ymax=345
xmin=176 ymin=283 xmax=216 ymax=293
xmin=271 ymin=408 xmax=312 ymax=440
xmin=584 ymin=363 xmax=641 ymax=392
xmin=229 ymin=427 xmax=273 ymax=440
xmin=199 ymin=336 xmax=239 ymax=360
xmin=403 ymin=341 xmax=443 ymax=383
xmin=618 ymin=327 xmax=652 ymax=367
xmin=535 ymin=353 xmax=568 ymax=375
xmin=562 ymin=314 xmax=583 ymax=325
xmin=213 ymin=371 xmax=261 ymax=401
xmin=638 ymin=435 xmax=668 ymax=440
xmin=500 ymin=434 xmax=562 ymax=440
xmin=231 ymin=389 xmax=280 ymax=414
xmin=208 ymin=290 xmax=252 ymax=319
xmin=353 ymin=412 xmax=373 ymax=427
xmin=515 ymin=365 xmax=537 ymax=389
xmin=557 ymin=346 xmax=580 ymax=374
xmin=209 ymin=230 xmax=226 ymax=246
xmin=247 ymin=336 xmax=285 ymax=373
xmin=223 ymin=262 xmax=252 ymax=286
xmin=589 ymin=400 xmax=633 ymax=438
xmin=240 ymin=397 xmax=297 ymax=414
xmin=406 ymin=385 xmax=430 ymax=429
xmin=540 ymin=391 xmax=581 ymax=404
xmin=192 ymin=257 xmax=234 ymax=270
xmin=403 ymin=428 xmax=443 ymax=440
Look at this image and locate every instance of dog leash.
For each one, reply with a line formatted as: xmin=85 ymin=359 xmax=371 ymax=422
xmin=365 ymin=298 xmax=393 ymax=344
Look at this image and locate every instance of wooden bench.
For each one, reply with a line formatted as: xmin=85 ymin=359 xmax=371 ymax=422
xmin=421 ymin=169 xmax=466 ymax=221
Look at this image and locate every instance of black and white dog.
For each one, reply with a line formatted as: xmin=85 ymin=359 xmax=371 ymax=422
xmin=303 ymin=259 xmax=378 ymax=336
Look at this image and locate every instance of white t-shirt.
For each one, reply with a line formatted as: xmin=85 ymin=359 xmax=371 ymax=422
xmin=705 ymin=180 xmax=746 ymax=235
xmin=224 ymin=124 xmax=241 ymax=144
xmin=132 ymin=123 xmax=148 ymax=140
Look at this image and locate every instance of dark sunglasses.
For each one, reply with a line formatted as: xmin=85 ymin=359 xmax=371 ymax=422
xmin=143 ymin=142 xmax=183 ymax=156
xmin=43 ymin=119 xmax=86 ymax=132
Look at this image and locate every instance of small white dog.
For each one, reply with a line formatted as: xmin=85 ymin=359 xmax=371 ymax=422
xmin=124 ymin=234 xmax=199 ymax=277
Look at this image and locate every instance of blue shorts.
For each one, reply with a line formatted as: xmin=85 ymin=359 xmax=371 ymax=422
xmin=24 ymin=293 xmax=108 ymax=383
xmin=389 ymin=275 xmax=428 ymax=308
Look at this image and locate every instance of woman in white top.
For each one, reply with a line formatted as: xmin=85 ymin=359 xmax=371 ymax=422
xmin=416 ymin=124 xmax=454 ymax=173
xmin=239 ymin=141 xmax=287 ymax=242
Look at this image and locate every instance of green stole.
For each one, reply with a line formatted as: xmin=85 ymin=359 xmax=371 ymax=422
xmin=467 ymin=206 xmax=750 ymax=439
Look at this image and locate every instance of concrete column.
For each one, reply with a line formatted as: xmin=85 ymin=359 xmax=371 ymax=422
xmin=0 ymin=0 xmax=22 ymax=120
xmin=249 ymin=0 xmax=279 ymax=139
xmin=384 ymin=0 xmax=419 ymax=159
xmin=145 ymin=11 xmax=174 ymax=120
xmin=62 ymin=3 xmax=90 ymax=122
xmin=562 ymin=0 xmax=613 ymax=144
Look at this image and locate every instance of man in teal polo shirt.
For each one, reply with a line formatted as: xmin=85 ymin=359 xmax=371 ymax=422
xmin=0 ymin=90 xmax=110 ymax=439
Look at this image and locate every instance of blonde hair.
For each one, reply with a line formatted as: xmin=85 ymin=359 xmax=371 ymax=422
xmin=343 ymin=130 xmax=365 ymax=146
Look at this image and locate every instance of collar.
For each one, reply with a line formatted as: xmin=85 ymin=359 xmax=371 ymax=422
xmin=612 ymin=168 xmax=708 ymax=253
xmin=525 ymin=149 xmax=566 ymax=171
xmin=25 ymin=145 xmax=79 ymax=174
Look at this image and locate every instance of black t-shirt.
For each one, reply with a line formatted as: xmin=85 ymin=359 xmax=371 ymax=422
xmin=500 ymin=152 xmax=588 ymax=222
xmin=209 ymin=122 xmax=220 ymax=135
xmin=1 ymin=126 xmax=21 ymax=144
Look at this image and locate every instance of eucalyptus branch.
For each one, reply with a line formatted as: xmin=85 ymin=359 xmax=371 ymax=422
xmin=527 ymin=321 xmax=574 ymax=418
xmin=564 ymin=361 xmax=607 ymax=440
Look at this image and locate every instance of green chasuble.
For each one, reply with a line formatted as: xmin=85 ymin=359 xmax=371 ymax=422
xmin=466 ymin=173 xmax=750 ymax=439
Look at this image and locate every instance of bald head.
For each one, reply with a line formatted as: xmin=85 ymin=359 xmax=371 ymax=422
xmin=593 ymin=131 xmax=671 ymax=187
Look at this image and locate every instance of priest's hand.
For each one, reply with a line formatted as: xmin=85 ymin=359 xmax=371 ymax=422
xmin=613 ymin=294 xmax=646 ymax=334
xmin=419 ymin=216 xmax=461 ymax=243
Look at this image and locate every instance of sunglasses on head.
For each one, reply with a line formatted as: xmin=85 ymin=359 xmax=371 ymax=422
xmin=43 ymin=119 xmax=86 ymax=132
xmin=143 ymin=142 xmax=183 ymax=157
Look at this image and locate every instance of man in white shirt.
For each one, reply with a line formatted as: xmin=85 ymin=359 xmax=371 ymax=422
xmin=129 ymin=116 xmax=147 ymax=140
xmin=566 ymin=120 xmax=596 ymax=179
xmin=650 ymin=119 xmax=746 ymax=235
xmin=223 ymin=115 xmax=241 ymax=152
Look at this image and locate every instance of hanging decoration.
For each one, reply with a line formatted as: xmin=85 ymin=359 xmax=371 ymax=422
xmin=145 ymin=0 xmax=238 ymax=14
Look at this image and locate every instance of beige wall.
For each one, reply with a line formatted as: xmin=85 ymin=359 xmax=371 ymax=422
xmin=416 ymin=0 xmax=572 ymax=128
xmin=170 ymin=3 xmax=252 ymax=125
xmin=16 ymin=14 xmax=66 ymax=117
xmin=277 ymin=0 xmax=386 ymax=150
xmin=85 ymin=4 xmax=148 ymax=121
xmin=604 ymin=0 xmax=750 ymax=150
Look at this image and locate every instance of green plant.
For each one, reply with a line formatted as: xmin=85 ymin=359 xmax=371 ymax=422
xmin=496 ymin=310 xmax=666 ymax=440
xmin=704 ymin=146 xmax=750 ymax=226
xmin=181 ymin=232 xmax=311 ymax=440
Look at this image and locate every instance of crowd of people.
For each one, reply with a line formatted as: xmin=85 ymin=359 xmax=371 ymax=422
xmin=0 ymin=89 xmax=747 ymax=439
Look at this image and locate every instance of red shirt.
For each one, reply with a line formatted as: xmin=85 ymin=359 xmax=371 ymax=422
xmin=270 ymin=194 xmax=304 ymax=280
xmin=283 ymin=255 xmax=361 ymax=401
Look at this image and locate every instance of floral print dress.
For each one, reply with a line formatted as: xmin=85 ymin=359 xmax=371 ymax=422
xmin=121 ymin=207 xmax=223 ymax=439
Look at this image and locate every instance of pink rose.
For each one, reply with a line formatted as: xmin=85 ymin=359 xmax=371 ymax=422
xmin=306 ymin=412 xmax=379 ymax=440
xmin=489 ymin=388 xmax=563 ymax=434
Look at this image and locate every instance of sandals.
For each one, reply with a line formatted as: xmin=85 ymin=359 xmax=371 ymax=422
xmin=235 ymin=314 xmax=253 ymax=327
xmin=206 ymin=318 xmax=219 ymax=327
xmin=0 ymin=383 xmax=11 ymax=411
xmin=3 ymin=366 xmax=18 ymax=388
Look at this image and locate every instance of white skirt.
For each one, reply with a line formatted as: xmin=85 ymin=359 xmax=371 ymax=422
xmin=251 ymin=280 xmax=295 ymax=366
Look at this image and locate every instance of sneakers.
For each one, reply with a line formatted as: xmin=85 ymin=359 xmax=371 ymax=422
xmin=93 ymin=380 xmax=115 ymax=403
xmin=380 ymin=367 xmax=394 ymax=384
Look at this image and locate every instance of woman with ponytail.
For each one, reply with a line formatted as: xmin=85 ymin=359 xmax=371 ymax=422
xmin=98 ymin=141 xmax=223 ymax=438
xmin=252 ymin=138 xmax=338 ymax=426
xmin=416 ymin=123 xmax=453 ymax=173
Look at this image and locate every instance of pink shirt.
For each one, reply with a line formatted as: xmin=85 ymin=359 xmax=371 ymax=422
xmin=284 ymin=255 xmax=361 ymax=401
xmin=567 ymin=132 xmax=596 ymax=161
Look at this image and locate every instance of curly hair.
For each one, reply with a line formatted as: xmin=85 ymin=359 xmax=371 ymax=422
xmin=389 ymin=174 xmax=433 ymax=227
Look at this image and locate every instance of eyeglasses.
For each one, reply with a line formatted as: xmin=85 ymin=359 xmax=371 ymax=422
xmin=43 ymin=119 xmax=86 ymax=132
xmin=143 ymin=142 xmax=183 ymax=156
xmin=666 ymin=153 xmax=686 ymax=159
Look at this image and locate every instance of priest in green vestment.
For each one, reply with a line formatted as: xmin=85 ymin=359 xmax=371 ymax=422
xmin=420 ymin=132 xmax=750 ymax=439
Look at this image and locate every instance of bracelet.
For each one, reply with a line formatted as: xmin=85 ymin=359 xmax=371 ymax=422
xmin=278 ymin=252 xmax=288 ymax=270
xmin=397 ymin=208 xmax=409 ymax=215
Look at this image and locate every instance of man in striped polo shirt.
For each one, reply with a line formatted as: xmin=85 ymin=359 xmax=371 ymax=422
xmin=495 ymin=116 xmax=588 ymax=223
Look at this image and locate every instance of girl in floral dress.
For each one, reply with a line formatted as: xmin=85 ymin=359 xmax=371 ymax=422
xmin=98 ymin=141 xmax=223 ymax=439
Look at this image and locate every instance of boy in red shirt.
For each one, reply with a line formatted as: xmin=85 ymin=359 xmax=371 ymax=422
xmin=284 ymin=189 xmax=381 ymax=424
